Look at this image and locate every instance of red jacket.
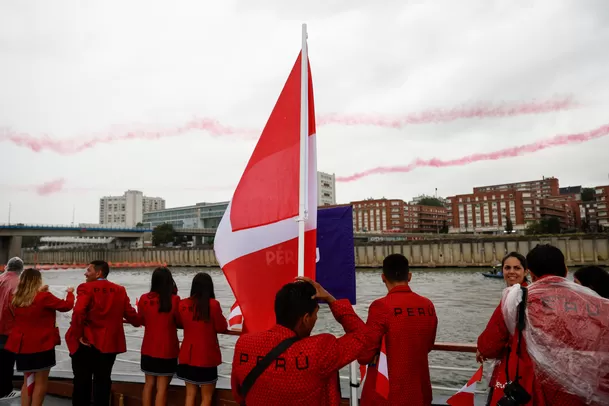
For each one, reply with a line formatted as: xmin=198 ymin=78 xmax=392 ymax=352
xmin=231 ymin=299 xmax=367 ymax=406
xmin=4 ymin=291 xmax=74 ymax=354
xmin=177 ymin=297 xmax=227 ymax=367
xmin=0 ymin=272 xmax=19 ymax=336
xmin=138 ymin=292 xmax=181 ymax=359
xmin=66 ymin=279 xmax=141 ymax=355
xmin=358 ymin=285 xmax=437 ymax=406
xmin=478 ymin=276 xmax=609 ymax=406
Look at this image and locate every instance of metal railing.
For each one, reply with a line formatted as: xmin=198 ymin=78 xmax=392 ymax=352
xmin=38 ymin=324 xmax=485 ymax=405
xmin=0 ymin=223 xmax=151 ymax=232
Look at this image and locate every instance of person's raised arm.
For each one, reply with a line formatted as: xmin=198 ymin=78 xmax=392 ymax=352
xmin=42 ymin=288 xmax=75 ymax=312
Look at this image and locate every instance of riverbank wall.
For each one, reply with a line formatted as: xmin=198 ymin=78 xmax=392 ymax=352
xmin=20 ymin=235 xmax=609 ymax=268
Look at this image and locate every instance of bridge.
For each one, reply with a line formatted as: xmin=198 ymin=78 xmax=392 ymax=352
xmin=0 ymin=224 xmax=151 ymax=264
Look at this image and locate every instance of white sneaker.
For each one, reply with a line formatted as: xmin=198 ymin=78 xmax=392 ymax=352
xmin=0 ymin=390 xmax=21 ymax=401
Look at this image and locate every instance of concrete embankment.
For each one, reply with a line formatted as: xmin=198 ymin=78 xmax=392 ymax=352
xmin=20 ymin=234 xmax=609 ymax=268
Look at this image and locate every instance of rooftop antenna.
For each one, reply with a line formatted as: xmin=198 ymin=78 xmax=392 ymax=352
xmin=71 ymin=205 xmax=75 ymax=226
xmin=8 ymin=203 xmax=11 ymax=225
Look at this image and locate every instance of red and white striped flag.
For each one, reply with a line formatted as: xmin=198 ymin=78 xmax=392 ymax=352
xmin=446 ymin=366 xmax=483 ymax=406
xmin=375 ymin=336 xmax=389 ymax=399
xmin=214 ymin=44 xmax=318 ymax=333
xmin=25 ymin=372 xmax=35 ymax=396
xmin=228 ymin=301 xmax=243 ymax=331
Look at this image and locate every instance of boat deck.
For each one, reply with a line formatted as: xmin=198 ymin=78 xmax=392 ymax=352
xmin=1 ymin=394 xmax=70 ymax=405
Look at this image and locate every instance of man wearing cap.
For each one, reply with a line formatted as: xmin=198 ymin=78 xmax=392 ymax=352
xmin=0 ymin=257 xmax=24 ymax=400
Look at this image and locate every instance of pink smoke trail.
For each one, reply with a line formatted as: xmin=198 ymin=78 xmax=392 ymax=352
xmin=2 ymin=179 xmax=232 ymax=196
xmin=0 ymin=96 xmax=577 ymax=155
xmin=336 ymin=123 xmax=609 ymax=182
xmin=0 ymin=117 xmax=257 ymax=155
xmin=318 ymin=96 xmax=577 ymax=128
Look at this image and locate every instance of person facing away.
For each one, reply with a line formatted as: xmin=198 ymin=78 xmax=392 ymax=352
xmin=478 ymin=252 xmax=529 ymax=405
xmin=478 ymin=244 xmax=609 ymax=406
xmin=231 ymin=277 xmax=368 ymax=406
xmin=137 ymin=267 xmax=181 ymax=406
xmin=358 ymin=254 xmax=438 ymax=406
xmin=4 ymin=268 xmax=74 ymax=406
xmin=66 ymin=260 xmax=141 ymax=406
xmin=0 ymin=257 xmax=24 ymax=400
xmin=574 ymin=265 xmax=609 ymax=298
xmin=176 ymin=272 xmax=227 ymax=406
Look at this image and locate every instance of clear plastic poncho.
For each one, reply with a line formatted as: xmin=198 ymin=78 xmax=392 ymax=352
xmin=501 ymin=276 xmax=609 ymax=405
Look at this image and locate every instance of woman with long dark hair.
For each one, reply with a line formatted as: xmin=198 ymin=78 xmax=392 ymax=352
xmin=177 ymin=273 xmax=227 ymax=406
xmin=479 ymin=252 xmax=529 ymax=405
xmin=4 ymin=268 xmax=74 ymax=406
xmin=137 ymin=267 xmax=181 ymax=406
xmin=500 ymin=252 xmax=529 ymax=287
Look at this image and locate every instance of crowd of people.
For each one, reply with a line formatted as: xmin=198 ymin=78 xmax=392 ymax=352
xmin=0 ymin=243 xmax=607 ymax=406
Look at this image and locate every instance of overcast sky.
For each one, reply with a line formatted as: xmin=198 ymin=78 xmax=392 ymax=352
xmin=1 ymin=0 xmax=609 ymax=224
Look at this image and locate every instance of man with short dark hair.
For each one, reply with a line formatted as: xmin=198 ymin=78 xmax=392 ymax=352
xmin=358 ymin=254 xmax=438 ymax=405
xmin=0 ymin=257 xmax=24 ymax=400
xmin=231 ymin=277 xmax=367 ymax=405
xmin=479 ymin=244 xmax=609 ymax=405
xmin=67 ymin=260 xmax=141 ymax=406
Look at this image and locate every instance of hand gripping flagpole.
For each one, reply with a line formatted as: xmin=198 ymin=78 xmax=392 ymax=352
xmin=297 ymin=23 xmax=308 ymax=278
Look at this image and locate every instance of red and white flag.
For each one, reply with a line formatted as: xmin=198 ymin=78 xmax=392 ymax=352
xmin=376 ymin=336 xmax=389 ymax=399
xmin=214 ymin=47 xmax=317 ymax=333
xmin=446 ymin=366 xmax=483 ymax=406
xmin=228 ymin=301 xmax=243 ymax=331
xmin=25 ymin=372 xmax=35 ymax=396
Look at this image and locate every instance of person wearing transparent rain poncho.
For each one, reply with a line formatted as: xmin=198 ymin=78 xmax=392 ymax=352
xmin=477 ymin=244 xmax=609 ymax=406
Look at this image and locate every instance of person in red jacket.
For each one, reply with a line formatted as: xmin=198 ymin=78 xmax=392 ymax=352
xmin=177 ymin=272 xmax=227 ymax=406
xmin=4 ymin=268 xmax=74 ymax=406
xmin=478 ymin=252 xmax=529 ymax=405
xmin=478 ymin=244 xmax=609 ymax=405
xmin=66 ymin=260 xmax=141 ymax=406
xmin=358 ymin=254 xmax=438 ymax=406
xmin=231 ymin=277 xmax=367 ymax=406
xmin=137 ymin=267 xmax=181 ymax=406
xmin=0 ymin=257 xmax=23 ymax=400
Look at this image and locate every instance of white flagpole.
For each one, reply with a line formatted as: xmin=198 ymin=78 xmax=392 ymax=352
xmin=297 ymin=23 xmax=308 ymax=278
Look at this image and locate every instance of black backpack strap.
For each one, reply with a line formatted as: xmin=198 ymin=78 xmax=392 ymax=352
xmin=239 ymin=336 xmax=300 ymax=401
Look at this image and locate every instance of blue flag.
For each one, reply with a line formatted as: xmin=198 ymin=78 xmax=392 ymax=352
xmin=316 ymin=206 xmax=356 ymax=304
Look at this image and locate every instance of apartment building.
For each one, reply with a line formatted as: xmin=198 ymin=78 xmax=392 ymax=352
xmin=351 ymin=198 xmax=448 ymax=233
xmin=99 ymin=190 xmax=165 ymax=227
xmin=595 ymin=185 xmax=609 ymax=228
xmin=474 ymin=177 xmax=559 ymax=198
xmin=318 ymin=172 xmax=337 ymax=206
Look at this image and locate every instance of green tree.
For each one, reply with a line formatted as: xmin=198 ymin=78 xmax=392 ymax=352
xmin=505 ymin=217 xmax=514 ymax=233
xmin=418 ymin=197 xmax=444 ymax=207
xmin=525 ymin=216 xmax=562 ymax=235
xmin=152 ymin=223 xmax=176 ymax=246
xmin=581 ymin=188 xmax=595 ymax=202
xmin=135 ymin=222 xmax=144 ymax=228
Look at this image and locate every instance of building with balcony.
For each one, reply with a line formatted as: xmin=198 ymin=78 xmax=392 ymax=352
xmin=474 ymin=176 xmax=559 ymax=198
xmin=351 ymin=198 xmax=448 ymax=233
xmin=99 ymin=190 xmax=165 ymax=228
xmin=448 ymin=177 xmax=572 ymax=233
xmin=595 ymin=185 xmax=609 ymax=229
xmin=317 ymin=172 xmax=337 ymax=206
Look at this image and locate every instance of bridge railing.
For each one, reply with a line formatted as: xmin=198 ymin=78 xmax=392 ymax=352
xmin=0 ymin=223 xmax=152 ymax=232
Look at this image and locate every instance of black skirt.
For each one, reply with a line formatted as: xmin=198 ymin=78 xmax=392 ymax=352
xmin=15 ymin=349 xmax=56 ymax=373
xmin=176 ymin=364 xmax=218 ymax=385
xmin=140 ymin=355 xmax=178 ymax=377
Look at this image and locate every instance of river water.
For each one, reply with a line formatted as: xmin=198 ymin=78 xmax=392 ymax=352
xmin=41 ymin=266 xmax=567 ymax=401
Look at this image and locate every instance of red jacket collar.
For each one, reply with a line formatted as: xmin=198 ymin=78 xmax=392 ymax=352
xmin=388 ymin=284 xmax=412 ymax=294
xmin=270 ymin=324 xmax=299 ymax=338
